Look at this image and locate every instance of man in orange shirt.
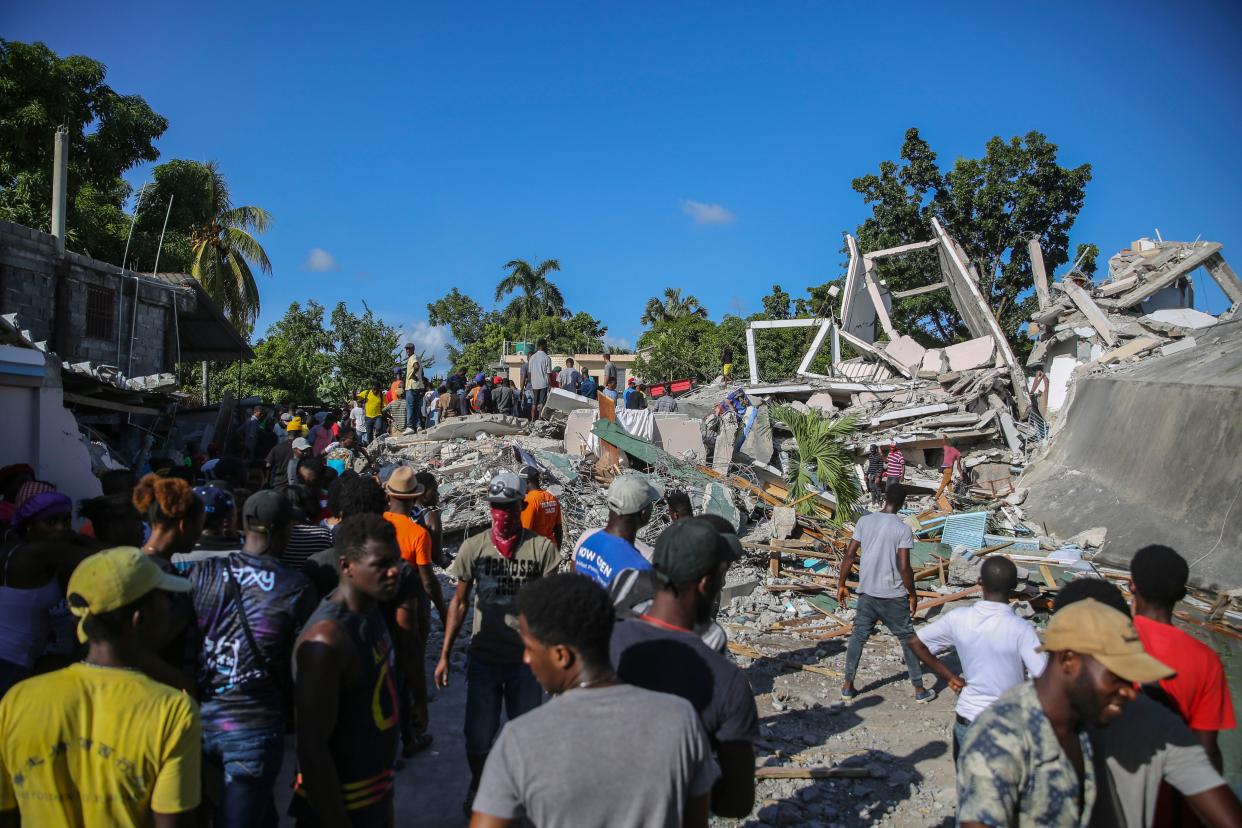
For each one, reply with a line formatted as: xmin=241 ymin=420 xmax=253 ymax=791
xmin=382 ymin=467 xmax=447 ymax=625
xmin=518 ymin=466 xmax=563 ymax=550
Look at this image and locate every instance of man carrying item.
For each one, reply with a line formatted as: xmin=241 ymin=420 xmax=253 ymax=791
xmin=526 ymin=339 xmax=552 ymax=420
xmin=610 ymin=518 xmax=758 ymax=818
xmin=182 ymin=491 xmax=317 ymax=827
xmin=435 ymin=472 xmax=560 ymax=813
xmin=571 ymin=473 xmax=660 ymax=589
xmin=0 ymin=547 xmax=201 ymax=826
xmin=933 ymin=434 xmax=963 ymax=503
xmin=907 ymin=556 xmax=1046 ymax=759
xmin=837 ymin=483 xmax=931 ymax=703
xmin=471 ymin=573 xmax=718 ymax=828
xmin=292 ymin=514 xmax=403 ymax=827
xmin=402 ymin=343 xmax=425 ymax=435
xmin=518 ymin=466 xmax=563 ymax=550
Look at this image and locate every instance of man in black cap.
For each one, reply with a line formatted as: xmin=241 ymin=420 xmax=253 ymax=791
xmin=178 ymin=490 xmax=316 ymax=826
xmin=609 ymin=517 xmax=758 ymax=818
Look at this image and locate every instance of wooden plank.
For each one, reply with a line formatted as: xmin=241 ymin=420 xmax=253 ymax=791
xmin=755 ymin=766 xmax=870 ymax=780
xmin=1061 ymin=280 xmax=1117 ymax=346
xmin=1039 ymin=564 xmax=1059 ymax=590
xmin=62 ymin=391 xmax=162 ymax=415
xmin=727 ymin=642 xmax=842 ymax=678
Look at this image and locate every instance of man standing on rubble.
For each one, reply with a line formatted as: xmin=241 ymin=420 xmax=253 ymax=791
xmin=907 ymin=556 xmax=1046 ymax=759
xmin=571 ymin=474 xmax=660 ymax=590
xmin=864 ymin=444 xmax=884 ymax=506
xmin=933 ymin=435 xmax=963 ymax=503
xmin=518 ymin=466 xmax=563 ymax=550
xmin=837 ymin=483 xmax=932 ymax=704
xmin=883 ymin=439 xmax=905 ymax=485
xmin=434 ymin=471 xmax=560 ymax=813
xmin=603 ymin=351 xmax=619 ymax=389
xmin=721 ymin=343 xmax=734 ymax=384
xmin=403 ymin=342 xmax=425 ymax=434
xmin=526 ymin=339 xmax=552 ymax=420
xmin=561 ymin=357 xmax=581 ymax=395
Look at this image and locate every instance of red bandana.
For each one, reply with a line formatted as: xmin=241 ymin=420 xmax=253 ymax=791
xmin=490 ymin=505 xmax=523 ymax=559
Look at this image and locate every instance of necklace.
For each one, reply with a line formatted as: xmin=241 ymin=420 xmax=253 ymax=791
xmin=574 ymin=673 xmax=617 ymax=690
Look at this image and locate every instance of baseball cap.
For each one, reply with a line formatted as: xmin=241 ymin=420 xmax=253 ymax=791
xmin=487 ymin=470 xmax=526 ymax=504
xmin=242 ymin=490 xmax=294 ymax=532
xmin=652 ymin=518 xmax=729 ymax=586
xmin=404 ymin=342 xmax=416 ymax=350
xmin=66 ymin=546 xmax=191 ymax=642
xmin=606 ymin=473 xmax=663 ymax=516
xmin=1038 ymin=598 xmax=1174 ymax=683
xmin=517 ymin=465 xmax=542 ymax=484
xmin=292 ymin=437 xmax=311 ymax=451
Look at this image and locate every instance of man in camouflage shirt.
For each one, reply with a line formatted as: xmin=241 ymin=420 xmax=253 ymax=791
xmin=957 ymin=598 xmax=1172 ymax=828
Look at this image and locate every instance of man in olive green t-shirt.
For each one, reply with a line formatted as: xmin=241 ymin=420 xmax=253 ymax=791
xmin=433 ymin=471 xmax=559 ymax=813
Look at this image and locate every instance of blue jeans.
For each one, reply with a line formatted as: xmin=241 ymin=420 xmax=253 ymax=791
xmin=843 ymin=593 xmax=923 ymax=686
xmin=365 ymin=415 xmax=382 ymax=443
xmin=202 ymin=727 xmax=285 ymax=828
xmin=952 ymin=716 xmax=972 ymax=762
xmin=405 ymin=389 xmax=424 ymax=430
xmin=464 ymin=658 xmax=543 ymax=757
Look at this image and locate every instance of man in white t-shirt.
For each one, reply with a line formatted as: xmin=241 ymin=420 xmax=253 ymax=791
xmin=526 ymin=339 xmax=552 ymax=420
xmin=907 ymin=555 xmax=1046 ymax=759
xmin=836 ymin=483 xmax=932 ymax=703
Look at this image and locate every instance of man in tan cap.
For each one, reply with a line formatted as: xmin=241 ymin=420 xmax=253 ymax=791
xmin=0 ymin=547 xmax=201 ymax=826
xmin=957 ymin=597 xmax=1173 ymax=828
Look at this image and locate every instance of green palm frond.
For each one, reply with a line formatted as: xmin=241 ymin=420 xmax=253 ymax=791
xmin=223 ymin=226 xmax=273 ymax=274
xmin=771 ymin=404 xmax=862 ymax=524
xmin=221 ymin=205 xmax=273 ymax=235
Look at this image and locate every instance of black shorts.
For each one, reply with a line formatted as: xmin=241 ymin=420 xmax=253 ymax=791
xmin=532 ymin=387 xmax=549 ymax=405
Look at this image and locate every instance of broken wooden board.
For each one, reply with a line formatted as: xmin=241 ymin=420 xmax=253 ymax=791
xmin=1061 ymin=280 xmax=1117 ymax=346
xmin=727 ymin=642 xmax=843 ymax=678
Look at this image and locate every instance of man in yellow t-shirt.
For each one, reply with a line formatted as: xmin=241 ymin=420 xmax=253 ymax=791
xmin=357 ymin=380 xmax=385 ymax=445
xmin=0 ymin=546 xmax=202 ymax=826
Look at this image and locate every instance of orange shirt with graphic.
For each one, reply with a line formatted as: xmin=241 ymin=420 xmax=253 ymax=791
xmin=383 ymin=512 xmax=432 ymax=566
xmin=521 ymin=489 xmax=562 ymax=544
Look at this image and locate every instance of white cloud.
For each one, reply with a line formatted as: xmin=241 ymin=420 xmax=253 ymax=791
xmin=603 ymin=335 xmax=631 ymax=351
xmin=301 ymin=248 xmax=339 ymax=272
xmin=681 ymin=199 xmax=736 ymax=225
xmin=398 ymin=321 xmax=455 ymax=372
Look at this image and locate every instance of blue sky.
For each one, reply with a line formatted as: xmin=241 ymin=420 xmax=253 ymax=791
xmin=8 ymin=0 xmax=1242 ymax=366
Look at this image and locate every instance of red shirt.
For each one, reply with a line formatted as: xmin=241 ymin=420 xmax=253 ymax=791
xmin=941 ymin=445 xmax=961 ymax=469
xmin=1134 ymin=614 xmax=1236 ymax=731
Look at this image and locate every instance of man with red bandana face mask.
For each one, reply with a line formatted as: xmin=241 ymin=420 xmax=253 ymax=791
xmin=434 ymin=470 xmax=559 ymax=815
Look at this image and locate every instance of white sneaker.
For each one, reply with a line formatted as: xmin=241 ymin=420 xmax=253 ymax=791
xmin=402 ymin=428 xmax=415 ymax=435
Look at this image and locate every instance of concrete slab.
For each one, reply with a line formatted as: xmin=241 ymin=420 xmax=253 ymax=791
xmin=920 ymin=349 xmax=946 ymax=376
xmin=652 ymin=413 xmax=707 ymax=463
xmin=881 ymin=334 xmax=927 ymax=371
xmin=1160 ymin=337 xmax=1198 ymax=356
xmin=563 ymin=408 xmax=598 ymax=455
xmin=423 ymin=414 xmax=526 ymax=441
xmin=544 ymin=387 xmax=595 ymax=414
xmin=805 ymin=392 xmax=838 ymax=413
xmin=1142 ymin=308 xmax=1219 ymax=330
xmin=943 ymin=336 xmax=997 ymax=372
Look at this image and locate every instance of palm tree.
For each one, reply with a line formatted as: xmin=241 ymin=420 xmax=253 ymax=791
xmin=147 ymin=160 xmax=272 ymax=329
xmin=771 ymin=404 xmax=861 ymax=524
xmin=495 ymin=258 xmax=568 ymax=321
xmin=640 ymin=287 xmax=709 ymax=326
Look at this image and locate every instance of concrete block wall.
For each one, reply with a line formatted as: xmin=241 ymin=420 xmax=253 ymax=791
xmin=0 ymin=219 xmax=176 ymax=376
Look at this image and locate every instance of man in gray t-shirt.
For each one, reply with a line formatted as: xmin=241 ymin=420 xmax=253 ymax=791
xmin=526 ymin=338 xmax=553 ymax=420
xmin=474 ymin=574 xmax=718 ymax=828
xmin=836 ymin=483 xmax=931 ymax=704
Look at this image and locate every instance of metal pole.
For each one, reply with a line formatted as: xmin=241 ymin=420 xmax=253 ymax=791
xmin=129 ymin=195 xmax=173 ymax=378
xmin=117 ymin=184 xmax=150 ymax=365
xmin=202 ymin=361 xmax=209 ymax=406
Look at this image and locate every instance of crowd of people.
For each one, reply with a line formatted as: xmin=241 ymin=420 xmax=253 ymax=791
xmin=0 ymin=358 xmax=1238 ymax=827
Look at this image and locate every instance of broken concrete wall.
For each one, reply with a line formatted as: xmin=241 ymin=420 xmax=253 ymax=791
xmin=1021 ymin=322 xmax=1242 ymax=592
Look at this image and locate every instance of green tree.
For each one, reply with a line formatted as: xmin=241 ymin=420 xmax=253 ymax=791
xmin=0 ymin=40 xmax=168 ymax=262
xmin=427 ymin=288 xmax=499 ymax=346
xmin=851 ymin=128 xmax=1092 ymax=351
xmin=495 ymin=258 xmax=567 ymax=321
xmin=639 ymin=287 xmax=709 ymax=326
xmin=320 ymin=302 xmax=400 ymax=402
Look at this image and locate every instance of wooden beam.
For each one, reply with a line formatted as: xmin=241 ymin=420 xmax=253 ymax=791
xmin=755 ymin=766 xmax=870 ymax=780
xmin=62 ymin=391 xmax=162 ymax=416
